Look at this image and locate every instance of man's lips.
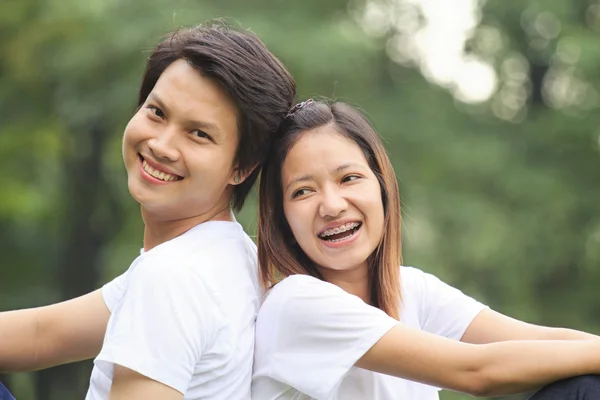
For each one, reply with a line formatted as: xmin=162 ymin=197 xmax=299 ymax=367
xmin=138 ymin=155 xmax=183 ymax=182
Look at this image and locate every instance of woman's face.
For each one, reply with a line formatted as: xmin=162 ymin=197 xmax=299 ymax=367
xmin=122 ymin=59 xmax=240 ymax=221
xmin=281 ymin=126 xmax=385 ymax=277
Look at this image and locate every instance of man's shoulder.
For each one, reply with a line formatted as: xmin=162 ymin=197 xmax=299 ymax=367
xmin=145 ymin=225 xmax=256 ymax=270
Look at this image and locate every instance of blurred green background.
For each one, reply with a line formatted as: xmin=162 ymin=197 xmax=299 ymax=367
xmin=1 ymin=0 xmax=600 ymax=399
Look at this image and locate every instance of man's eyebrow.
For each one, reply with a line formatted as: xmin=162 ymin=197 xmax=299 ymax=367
xmin=182 ymin=118 xmax=222 ymax=136
xmin=147 ymin=92 xmax=223 ymax=136
xmin=147 ymin=92 xmax=169 ymax=113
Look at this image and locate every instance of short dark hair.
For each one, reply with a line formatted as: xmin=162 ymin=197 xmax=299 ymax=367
xmin=138 ymin=21 xmax=296 ymax=211
xmin=258 ymin=100 xmax=402 ymax=319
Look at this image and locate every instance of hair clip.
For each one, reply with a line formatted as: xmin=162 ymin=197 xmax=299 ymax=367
xmin=286 ymin=98 xmax=314 ymax=117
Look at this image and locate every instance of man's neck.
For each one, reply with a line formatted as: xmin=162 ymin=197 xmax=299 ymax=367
xmin=141 ymin=206 xmax=235 ymax=251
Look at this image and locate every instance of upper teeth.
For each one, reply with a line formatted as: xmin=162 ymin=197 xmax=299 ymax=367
xmin=319 ymin=222 xmax=360 ymax=237
xmin=142 ymin=160 xmax=179 ymax=182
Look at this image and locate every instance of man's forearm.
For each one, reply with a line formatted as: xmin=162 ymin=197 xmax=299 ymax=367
xmin=0 ymin=308 xmax=41 ymax=372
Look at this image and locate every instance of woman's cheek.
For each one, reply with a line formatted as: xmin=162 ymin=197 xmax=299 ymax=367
xmin=289 ymin=216 xmax=303 ymax=240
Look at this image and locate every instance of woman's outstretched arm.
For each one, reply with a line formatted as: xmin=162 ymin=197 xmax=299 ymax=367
xmin=0 ymin=290 xmax=110 ymax=372
xmin=461 ymin=308 xmax=600 ymax=344
xmin=356 ymin=323 xmax=600 ymax=398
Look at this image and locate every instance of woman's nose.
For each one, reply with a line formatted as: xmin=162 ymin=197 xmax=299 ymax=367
xmin=318 ymin=187 xmax=348 ymax=219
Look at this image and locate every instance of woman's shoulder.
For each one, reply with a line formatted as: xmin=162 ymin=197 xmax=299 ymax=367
xmin=264 ymin=268 xmax=432 ymax=309
xmin=400 ymin=265 xmax=440 ymax=289
xmin=257 ymin=276 xmax=322 ymax=333
xmin=271 ymin=273 xmax=329 ymax=289
xmin=259 ymin=274 xmax=391 ymax=330
xmin=266 ymin=274 xmax=348 ymax=303
xmin=400 ymin=265 xmax=427 ymax=278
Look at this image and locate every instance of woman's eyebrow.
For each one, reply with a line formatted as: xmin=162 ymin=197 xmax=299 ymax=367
xmin=334 ymin=163 xmax=367 ymax=173
xmin=285 ymin=174 xmax=314 ymax=193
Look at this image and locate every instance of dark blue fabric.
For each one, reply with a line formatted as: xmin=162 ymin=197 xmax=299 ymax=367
xmin=0 ymin=383 xmax=15 ymax=400
xmin=530 ymin=375 xmax=600 ymax=400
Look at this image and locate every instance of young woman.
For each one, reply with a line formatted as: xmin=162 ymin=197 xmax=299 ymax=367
xmin=0 ymin=23 xmax=295 ymax=399
xmin=253 ymin=99 xmax=600 ymax=400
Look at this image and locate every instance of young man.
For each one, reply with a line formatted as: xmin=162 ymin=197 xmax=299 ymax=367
xmin=0 ymin=22 xmax=295 ymax=400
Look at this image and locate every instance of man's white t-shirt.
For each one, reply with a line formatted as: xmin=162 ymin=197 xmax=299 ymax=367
xmin=252 ymin=266 xmax=488 ymax=400
xmin=86 ymin=221 xmax=259 ymax=400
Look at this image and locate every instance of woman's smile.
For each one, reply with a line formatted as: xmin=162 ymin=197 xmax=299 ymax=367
xmin=317 ymin=221 xmax=363 ymax=248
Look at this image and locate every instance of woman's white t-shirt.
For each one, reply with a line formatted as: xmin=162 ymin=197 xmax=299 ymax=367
xmin=252 ymin=266 xmax=487 ymax=400
xmin=85 ymin=221 xmax=259 ymax=400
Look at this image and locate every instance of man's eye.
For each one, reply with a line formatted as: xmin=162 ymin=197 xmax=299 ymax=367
xmin=191 ymin=130 xmax=213 ymax=142
xmin=147 ymin=105 xmax=165 ymax=119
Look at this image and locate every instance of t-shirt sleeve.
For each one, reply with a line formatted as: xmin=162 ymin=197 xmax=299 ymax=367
xmin=408 ymin=267 xmax=488 ymax=340
xmin=101 ymin=269 xmax=130 ymax=313
xmin=94 ymin=257 xmax=219 ymax=394
xmin=255 ymin=276 xmax=399 ymax=400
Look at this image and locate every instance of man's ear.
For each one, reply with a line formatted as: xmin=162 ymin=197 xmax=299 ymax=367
xmin=229 ymin=165 xmax=257 ymax=186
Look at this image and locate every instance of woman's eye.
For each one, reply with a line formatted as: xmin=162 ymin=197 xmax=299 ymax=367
xmin=342 ymin=175 xmax=360 ymax=183
xmin=292 ymin=188 xmax=311 ymax=198
xmin=146 ymin=105 xmax=165 ymax=119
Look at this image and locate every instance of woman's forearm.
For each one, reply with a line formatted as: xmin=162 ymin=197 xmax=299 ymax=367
xmin=477 ymin=339 xmax=600 ymax=397
xmin=542 ymin=327 xmax=600 ymax=341
xmin=358 ymin=324 xmax=600 ymax=398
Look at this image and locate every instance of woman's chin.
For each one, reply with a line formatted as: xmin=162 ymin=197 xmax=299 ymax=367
xmin=317 ymin=259 xmax=370 ymax=275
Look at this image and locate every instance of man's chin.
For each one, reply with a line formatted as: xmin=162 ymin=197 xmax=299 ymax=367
xmin=139 ymin=203 xmax=182 ymax=222
xmin=131 ymin=190 xmax=173 ymax=215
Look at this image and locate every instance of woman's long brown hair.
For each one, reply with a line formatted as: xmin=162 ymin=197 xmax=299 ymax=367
xmin=257 ymin=101 xmax=402 ymax=319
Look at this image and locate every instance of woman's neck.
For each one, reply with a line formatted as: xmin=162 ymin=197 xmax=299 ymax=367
xmin=320 ymin=263 xmax=371 ymax=305
xmin=141 ymin=205 xmax=234 ymax=251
